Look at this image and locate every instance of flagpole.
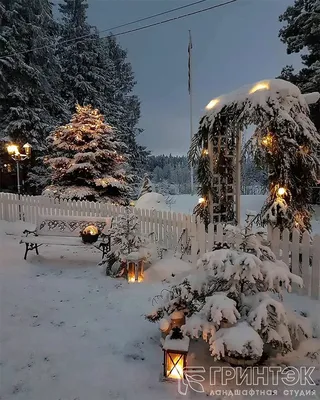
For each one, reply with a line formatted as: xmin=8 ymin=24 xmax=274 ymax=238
xmin=188 ymin=30 xmax=194 ymax=195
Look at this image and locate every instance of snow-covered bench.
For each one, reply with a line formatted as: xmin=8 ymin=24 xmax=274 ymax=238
xmin=20 ymin=215 xmax=113 ymax=260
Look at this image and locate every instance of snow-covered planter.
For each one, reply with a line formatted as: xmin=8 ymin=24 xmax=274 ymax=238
xmin=147 ymin=225 xmax=312 ymax=363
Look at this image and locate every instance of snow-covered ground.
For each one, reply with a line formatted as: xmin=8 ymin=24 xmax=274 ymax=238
xmin=1 ymin=195 xmax=320 ymax=400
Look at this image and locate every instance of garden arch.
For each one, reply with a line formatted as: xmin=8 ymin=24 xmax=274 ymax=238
xmin=189 ymin=79 xmax=320 ymax=231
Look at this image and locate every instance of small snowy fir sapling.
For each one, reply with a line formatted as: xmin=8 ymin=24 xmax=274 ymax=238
xmin=138 ymin=174 xmax=154 ymax=198
xmin=103 ymin=207 xmax=155 ymax=275
xmin=42 ymin=104 xmax=133 ymax=204
xmin=147 ymin=225 xmax=312 ymax=362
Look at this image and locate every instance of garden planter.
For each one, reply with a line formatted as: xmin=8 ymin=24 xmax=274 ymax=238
xmin=80 ymin=225 xmax=100 ymax=243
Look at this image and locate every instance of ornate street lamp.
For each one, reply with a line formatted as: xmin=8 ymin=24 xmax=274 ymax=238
xmin=6 ymin=142 xmax=32 ymax=219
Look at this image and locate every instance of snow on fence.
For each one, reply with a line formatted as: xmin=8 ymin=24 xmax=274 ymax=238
xmin=0 ymin=192 xmax=320 ymax=300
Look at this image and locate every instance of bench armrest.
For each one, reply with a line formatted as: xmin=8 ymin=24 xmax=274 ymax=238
xmin=23 ymin=229 xmax=38 ymax=237
xmin=100 ymin=232 xmax=111 ymax=242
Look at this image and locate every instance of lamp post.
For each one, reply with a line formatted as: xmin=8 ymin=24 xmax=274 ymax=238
xmin=7 ymin=143 xmax=32 ymax=220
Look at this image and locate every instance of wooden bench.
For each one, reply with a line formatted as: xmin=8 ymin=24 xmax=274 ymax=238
xmin=20 ymin=215 xmax=113 ymax=260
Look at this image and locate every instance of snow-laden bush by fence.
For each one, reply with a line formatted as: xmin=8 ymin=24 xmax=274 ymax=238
xmin=0 ymin=192 xmax=319 ymax=300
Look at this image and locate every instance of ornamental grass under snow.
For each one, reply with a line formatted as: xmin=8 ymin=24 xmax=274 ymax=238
xmin=147 ymin=225 xmax=312 ymax=362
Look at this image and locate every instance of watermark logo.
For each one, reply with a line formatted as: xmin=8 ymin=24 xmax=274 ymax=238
xmin=177 ymin=366 xmax=317 ymax=396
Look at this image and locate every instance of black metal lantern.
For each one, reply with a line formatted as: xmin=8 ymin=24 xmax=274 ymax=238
xmin=163 ymin=327 xmax=190 ymax=380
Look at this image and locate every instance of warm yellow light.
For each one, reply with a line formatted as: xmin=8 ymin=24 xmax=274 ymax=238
xmin=261 ymin=133 xmax=273 ymax=147
xmin=249 ymin=82 xmax=270 ymax=94
xmin=128 ymin=276 xmax=136 ymax=283
xmin=129 ymin=201 xmax=135 ymax=206
xmin=205 ymin=98 xmax=219 ymax=110
xmin=199 ymin=197 xmax=206 ymax=204
xmin=277 ymin=187 xmax=286 ymax=196
xmin=202 ymin=149 xmax=209 ymax=156
xmin=7 ymin=144 xmax=19 ymax=156
xmin=166 ymin=353 xmax=184 ymax=379
xmin=83 ymin=225 xmax=99 ymax=235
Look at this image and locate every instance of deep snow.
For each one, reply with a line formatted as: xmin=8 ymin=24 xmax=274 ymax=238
xmin=1 ymin=198 xmax=320 ymax=399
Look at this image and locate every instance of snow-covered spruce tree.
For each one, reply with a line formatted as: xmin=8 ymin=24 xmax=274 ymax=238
xmin=278 ymin=0 xmax=320 ymax=131
xmin=0 ymin=0 xmax=66 ymax=148
xmin=0 ymin=0 xmax=67 ymax=192
xmin=138 ymin=174 xmax=154 ymax=198
xmin=103 ymin=207 xmax=153 ymax=275
xmin=43 ymin=104 xmax=133 ymax=203
xmin=58 ymin=2 xmax=148 ymax=184
xmin=58 ymin=0 xmax=111 ymax=115
xmin=147 ymin=225 xmax=312 ymax=362
xmin=102 ymin=36 xmax=149 ymax=187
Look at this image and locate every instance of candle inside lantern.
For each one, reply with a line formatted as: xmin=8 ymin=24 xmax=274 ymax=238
xmin=127 ymin=262 xmax=136 ymax=283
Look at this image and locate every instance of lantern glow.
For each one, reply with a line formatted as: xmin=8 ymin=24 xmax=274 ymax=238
xmin=7 ymin=144 xmax=19 ymax=156
xmin=198 ymin=197 xmax=206 ymax=204
xmin=165 ymin=353 xmax=184 ymax=379
xmin=202 ymin=149 xmax=209 ymax=156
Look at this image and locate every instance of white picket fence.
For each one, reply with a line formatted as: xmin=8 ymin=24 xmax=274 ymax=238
xmin=0 ymin=192 xmax=319 ymax=300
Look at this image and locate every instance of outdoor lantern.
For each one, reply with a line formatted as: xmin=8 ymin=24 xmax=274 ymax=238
xmin=163 ymin=327 xmax=190 ymax=380
xmin=126 ymin=255 xmax=145 ymax=283
xmin=80 ymin=225 xmax=100 ymax=243
xmin=23 ymin=143 xmax=32 ymax=157
xmin=7 ymin=144 xmax=19 ymax=156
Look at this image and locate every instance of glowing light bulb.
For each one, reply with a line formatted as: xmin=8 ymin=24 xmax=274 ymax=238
xmin=249 ymin=81 xmax=270 ymax=94
xmin=202 ymin=149 xmax=209 ymax=156
xmin=205 ymin=98 xmax=219 ymax=110
xmin=198 ymin=197 xmax=206 ymax=204
xmin=277 ymin=187 xmax=286 ymax=196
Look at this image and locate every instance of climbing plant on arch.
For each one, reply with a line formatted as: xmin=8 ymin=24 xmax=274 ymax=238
xmin=189 ymin=79 xmax=320 ymax=232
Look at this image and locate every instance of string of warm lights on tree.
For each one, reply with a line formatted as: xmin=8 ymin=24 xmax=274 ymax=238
xmin=189 ymin=79 xmax=320 ymax=232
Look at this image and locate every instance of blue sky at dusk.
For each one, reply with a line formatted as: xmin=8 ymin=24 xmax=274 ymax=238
xmin=53 ymin=0 xmax=301 ymax=155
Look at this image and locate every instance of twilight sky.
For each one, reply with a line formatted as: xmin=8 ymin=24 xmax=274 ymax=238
xmin=55 ymin=0 xmax=301 ymax=155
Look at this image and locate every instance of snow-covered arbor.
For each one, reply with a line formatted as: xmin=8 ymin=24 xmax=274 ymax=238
xmin=189 ymin=79 xmax=320 ymax=231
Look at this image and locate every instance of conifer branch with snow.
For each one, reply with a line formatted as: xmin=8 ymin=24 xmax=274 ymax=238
xmin=147 ymin=225 xmax=311 ymax=362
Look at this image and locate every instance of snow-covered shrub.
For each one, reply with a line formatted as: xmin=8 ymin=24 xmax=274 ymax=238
xmin=147 ymin=225 xmax=311 ymax=362
xmin=101 ymin=207 xmax=157 ymax=276
xmin=135 ymin=192 xmax=170 ymax=212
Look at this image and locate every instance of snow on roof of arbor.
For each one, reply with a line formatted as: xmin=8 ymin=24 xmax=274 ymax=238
xmin=204 ymin=79 xmax=310 ymax=119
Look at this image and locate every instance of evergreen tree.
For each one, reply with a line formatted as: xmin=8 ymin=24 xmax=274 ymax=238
xmin=0 ymin=0 xmax=66 ymax=150
xmin=278 ymin=0 xmax=320 ymax=131
xmin=147 ymin=225 xmax=311 ymax=362
xmin=58 ymin=0 xmax=111 ymax=114
xmin=58 ymin=3 xmax=148 ymax=181
xmin=102 ymin=36 xmax=149 ymax=182
xmin=43 ymin=104 xmax=133 ymax=203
